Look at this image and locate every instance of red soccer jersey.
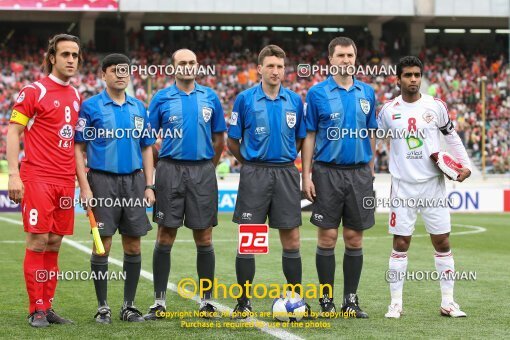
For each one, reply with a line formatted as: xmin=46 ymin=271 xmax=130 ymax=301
xmin=11 ymin=74 xmax=80 ymax=187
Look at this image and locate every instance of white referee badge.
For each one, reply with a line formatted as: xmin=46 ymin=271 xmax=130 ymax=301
xmin=230 ymin=112 xmax=238 ymax=126
xmin=360 ymin=98 xmax=370 ymax=115
xmin=286 ymin=111 xmax=296 ymax=128
xmin=75 ymin=118 xmax=86 ymax=132
xmin=202 ymin=107 xmax=212 ymax=123
xmin=134 ymin=116 xmax=144 ymax=131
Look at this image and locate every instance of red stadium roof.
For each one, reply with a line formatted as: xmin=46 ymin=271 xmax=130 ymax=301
xmin=0 ymin=0 xmax=118 ymax=11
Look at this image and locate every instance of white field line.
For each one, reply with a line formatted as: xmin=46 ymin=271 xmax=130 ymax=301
xmin=0 ymin=216 xmax=304 ymax=340
xmin=0 ymin=223 xmax=486 ymax=244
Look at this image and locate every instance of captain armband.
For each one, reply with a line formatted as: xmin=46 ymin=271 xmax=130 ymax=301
xmin=439 ymin=120 xmax=455 ymax=135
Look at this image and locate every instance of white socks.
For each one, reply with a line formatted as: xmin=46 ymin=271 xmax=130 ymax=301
xmin=434 ymin=250 xmax=455 ymax=306
xmin=388 ymin=250 xmax=408 ymax=305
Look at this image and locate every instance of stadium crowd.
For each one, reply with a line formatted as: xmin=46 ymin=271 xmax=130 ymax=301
xmin=1 ymin=33 xmax=508 ymax=173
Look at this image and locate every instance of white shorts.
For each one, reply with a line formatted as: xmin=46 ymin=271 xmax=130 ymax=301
xmin=388 ymin=176 xmax=451 ymax=236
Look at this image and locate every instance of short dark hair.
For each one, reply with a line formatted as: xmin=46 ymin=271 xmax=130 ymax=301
xmin=328 ymin=36 xmax=357 ymax=56
xmin=43 ymin=33 xmax=82 ymax=74
xmin=101 ymin=53 xmax=130 ymax=72
xmin=396 ymin=56 xmax=423 ymax=78
xmin=258 ymin=45 xmax=286 ymax=65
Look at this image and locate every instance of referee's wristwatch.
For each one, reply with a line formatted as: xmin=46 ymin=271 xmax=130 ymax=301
xmin=145 ymin=185 xmax=156 ymax=191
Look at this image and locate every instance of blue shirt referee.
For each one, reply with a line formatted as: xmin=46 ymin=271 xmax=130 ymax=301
xmin=144 ymin=49 xmax=226 ymax=320
xmin=227 ymin=45 xmax=307 ymax=318
xmin=75 ymin=53 xmax=156 ymax=323
xmin=301 ymin=37 xmax=377 ymax=318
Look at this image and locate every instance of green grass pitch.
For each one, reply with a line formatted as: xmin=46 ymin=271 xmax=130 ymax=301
xmin=0 ymin=212 xmax=508 ymax=339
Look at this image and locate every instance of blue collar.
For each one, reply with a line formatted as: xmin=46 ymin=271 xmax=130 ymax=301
xmin=167 ymin=82 xmax=206 ymax=96
xmin=255 ymin=82 xmax=287 ymax=101
xmin=101 ymin=90 xmax=135 ymax=106
xmin=327 ymin=76 xmax=362 ymax=92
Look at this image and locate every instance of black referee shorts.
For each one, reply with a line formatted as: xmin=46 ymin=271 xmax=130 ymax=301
xmin=310 ymin=162 xmax=375 ymax=230
xmin=88 ymin=169 xmax=152 ymax=237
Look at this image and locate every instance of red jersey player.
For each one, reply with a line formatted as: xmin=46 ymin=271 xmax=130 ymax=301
xmin=7 ymin=34 xmax=82 ymax=327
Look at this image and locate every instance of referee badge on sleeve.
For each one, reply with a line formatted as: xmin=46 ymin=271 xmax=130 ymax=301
xmin=202 ymin=107 xmax=212 ymax=123
xmin=286 ymin=111 xmax=296 ymax=128
xmin=75 ymin=118 xmax=86 ymax=132
xmin=360 ymin=99 xmax=370 ymax=115
xmin=134 ymin=116 xmax=144 ymax=131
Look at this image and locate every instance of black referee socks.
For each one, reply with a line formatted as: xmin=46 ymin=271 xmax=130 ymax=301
xmin=91 ymin=254 xmax=109 ymax=307
xmin=282 ymin=249 xmax=302 ymax=286
xmin=197 ymin=245 xmax=215 ymax=300
xmin=316 ymin=246 xmax=335 ymax=298
xmin=235 ymin=253 xmax=255 ymax=300
xmin=153 ymin=243 xmax=172 ymax=302
xmin=123 ymin=253 xmax=141 ymax=307
xmin=343 ymin=247 xmax=363 ymax=297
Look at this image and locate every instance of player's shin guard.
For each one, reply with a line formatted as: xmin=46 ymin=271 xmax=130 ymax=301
xmin=236 ymin=253 xmax=255 ymax=300
xmin=43 ymin=250 xmax=59 ymax=310
xmin=152 ymin=243 xmax=172 ymax=306
xmin=388 ymin=250 xmax=408 ymax=305
xmin=316 ymin=246 xmax=335 ymax=298
xmin=197 ymin=245 xmax=215 ymax=300
xmin=343 ymin=247 xmax=363 ymax=296
xmin=91 ymin=254 xmax=109 ymax=307
xmin=24 ymin=249 xmax=45 ymax=313
xmin=123 ymin=253 xmax=141 ymax=308
xmin=434 ymin=251 xmax=455 ymax=305
xmin=282 ymin=249 xmax=302 ymax=286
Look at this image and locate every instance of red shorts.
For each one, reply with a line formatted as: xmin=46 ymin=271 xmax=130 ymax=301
xmin=22 ymin=182 xmax=75 ymax=235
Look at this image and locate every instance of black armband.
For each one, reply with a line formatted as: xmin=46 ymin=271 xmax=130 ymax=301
xmin=439 ymin=120 xmax=455 ymax=135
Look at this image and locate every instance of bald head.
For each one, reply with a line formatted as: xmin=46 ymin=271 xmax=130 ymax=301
xmin=171 ymin=49 xmax=197 ymax=66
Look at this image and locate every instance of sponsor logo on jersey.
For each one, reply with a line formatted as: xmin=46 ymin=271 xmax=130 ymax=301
xmin=54 ymin=100 xmax=60 ymax=108
xmin=59 ymin=124 xmax=74 ymax=140
xmin=156 ymin=211 xmax=164 ymax=219
xmin=202 ymin=107 xmax=212 ymax=123
xmin=255 ymin=127 xmax=267 ymax=135
xmin=406 ymin=136 xmax=423 ymax=150
xmin=360 ymin=98 xmax=370 ymax=114
xmin=330 ymin=112 xmax=341 ymax=121
xmin=286 ymin=111 xmax=296 ymax=128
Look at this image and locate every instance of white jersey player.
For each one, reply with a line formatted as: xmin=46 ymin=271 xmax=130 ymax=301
xmin=377 ymin=56 xmax=471 ymax=319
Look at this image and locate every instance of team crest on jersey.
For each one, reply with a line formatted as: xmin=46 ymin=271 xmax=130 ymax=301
xmin=134 ymin=116 xmax=144 ymax=131
xmin=59 ymin=124 xmax=74 ymax=140
xmin=54 ymin=100 xmax=60 ymax=108
xmin=16 ymin=92 xmax=25 ymax=103
xmin=422 ymin=111 xmax=435 ymax=123
xmin=360 ymin=99 xmax=370 ymax=114
xmin=230 ymin=112 xmax=238 ymax=126
xmin=73 ymin=100 xmax=80 ymax=112
xmin=286 ymin=111 xmax=296 ymax=128
xmin=202 ymin=107 xmax=212 ymax=123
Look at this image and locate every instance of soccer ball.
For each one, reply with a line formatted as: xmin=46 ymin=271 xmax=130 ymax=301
xmin=272 ymin=291 xmax=306 ymax=322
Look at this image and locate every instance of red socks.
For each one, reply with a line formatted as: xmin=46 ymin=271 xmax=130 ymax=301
xmin=44 ymin=251 xmax=59 ymax=310
xmin=24 ymin=249 xmax=45 ymax=314
xmin=24 ymin=249 xmax=59 ymax=313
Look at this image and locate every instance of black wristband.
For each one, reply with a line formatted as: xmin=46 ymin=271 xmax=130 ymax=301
xmin=145 ymin=185 xmax=156 ymax=191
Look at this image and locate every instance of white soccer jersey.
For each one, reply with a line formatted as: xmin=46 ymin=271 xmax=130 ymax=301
xmin=377 ymin=94 xmax=456 ymax=183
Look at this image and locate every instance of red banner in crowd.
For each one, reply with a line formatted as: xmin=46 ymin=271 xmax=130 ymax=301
xmin=0 ymin=0 xmax=118 ymax=11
